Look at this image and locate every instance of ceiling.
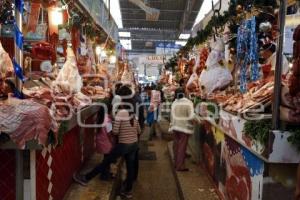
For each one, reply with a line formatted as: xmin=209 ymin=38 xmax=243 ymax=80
xmin=119 ymin=0 xmax=203 ymax=54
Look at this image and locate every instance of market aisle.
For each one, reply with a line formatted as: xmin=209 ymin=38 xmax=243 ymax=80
xmin=63 ymin=154 xmax=118 ymax=200
xmin=130 ymin=139 xmax=180 ymax=200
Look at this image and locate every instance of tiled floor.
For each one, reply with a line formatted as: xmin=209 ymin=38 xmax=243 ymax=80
xmin=168 ymin=142 xmax=220 ymax=200
xmin=63 ymin=154 xmax=116 ymax=200
xmin=129 ymin=139 xmax=180 ymax=200
xmin=63 ymin=123 xmax=219 ymax=200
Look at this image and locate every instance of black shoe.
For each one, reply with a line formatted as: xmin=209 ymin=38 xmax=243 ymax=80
xmin=100 ymin=173 xmax=114 ymax=181
xmin=73 ymin=173 xmax=88 ymax=186
xmin=120 ymin=191 xmax=133 ymax=199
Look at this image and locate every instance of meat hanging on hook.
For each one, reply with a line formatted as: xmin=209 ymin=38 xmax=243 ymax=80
xmin=211 ymin=0 xmax=223 ymax=41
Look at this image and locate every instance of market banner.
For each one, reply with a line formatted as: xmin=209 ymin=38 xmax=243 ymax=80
xmin=155 ymin=42 xmax=182 ymax=55
xmin=139 ymin=55 xmax=171 ymax=65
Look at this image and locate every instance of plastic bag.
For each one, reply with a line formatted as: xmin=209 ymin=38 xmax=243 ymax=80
xmin=96 ymin=116 xmax=114 ymax=154
xmin=147 ymin=111 xmax=155 ymax=125
xmin=96 ymin=128 xmax=113 ymax=154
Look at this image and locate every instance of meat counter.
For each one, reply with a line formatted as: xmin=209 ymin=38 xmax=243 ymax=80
xmin=0 ymin=105 xmax=99 ymax=200
xmin=188 ymin=109 xmax=300 ymax=200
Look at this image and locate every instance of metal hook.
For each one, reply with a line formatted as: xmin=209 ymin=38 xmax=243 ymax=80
xmin=211 ymin=0 xmax=223 ymax=41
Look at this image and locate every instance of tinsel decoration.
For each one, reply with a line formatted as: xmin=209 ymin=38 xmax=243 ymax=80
xmin=13 ymin=0 xmax=26 ymax=98
xmin=13 ymin=59 xmax=26 ymax=82
xmin=249 ymin=17 xmax=259 ymax=81
xmin=237 ymin=23 xmax=248 ymax=93
xmin=14 ymin=23 xmax=23 ymax=49
xmin=237 ymin=17 xmax=259 ymax=93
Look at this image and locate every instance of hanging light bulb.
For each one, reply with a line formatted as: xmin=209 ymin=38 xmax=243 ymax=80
xmin=95 ymin=46 xmax=102 ymax=55
xmin=50 ymin=8 xmax=63 ymax=25
xmin=110 ymin=55 xmax=117 ymax=64
xmin=101 ymin=50 xmax=107 ymax=57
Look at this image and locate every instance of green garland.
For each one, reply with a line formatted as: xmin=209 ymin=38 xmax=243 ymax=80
xmin=166 ymin=0 xmax=278 ymax=66
xmin=165 ymin=55 xmax=178 ymax=71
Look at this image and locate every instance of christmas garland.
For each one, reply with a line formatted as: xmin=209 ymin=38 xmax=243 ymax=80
xmin=165 ymin=0 xmax=278 ymax=67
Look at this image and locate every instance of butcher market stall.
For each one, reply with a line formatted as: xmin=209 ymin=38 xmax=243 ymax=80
xmin=164 ymin=0 xmax=300 ymax=199
xmin=0 ymin=0 xmax=118 ymax=199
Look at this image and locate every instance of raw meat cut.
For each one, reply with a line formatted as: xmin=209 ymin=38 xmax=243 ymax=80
xmin=0 ymin=41 xmax=13 ymax=80
xmin=0 ymin=98 xmax=57 ymax=149
xmin=26 ymin=2 xmax=41 ymax=33
xmin=23 ymin=87 xmax=53 ymax=107
xmin=72 ymin=92 xmax=92 ymax=108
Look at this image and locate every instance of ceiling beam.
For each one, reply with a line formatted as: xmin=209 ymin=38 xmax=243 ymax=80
xmin=121 ymin=8 xmax=199 ymax=13
xmin=178 ymin=0 xmax=197 ymax=35
xmin=127 ymin=49 xmax=156 ymax=53
xmin=122 ymin=18 xmax=178 ymax=23
xmin=119 ymin=28 xmax=178 ymax=32
xmin=129 ymin=38 xmax=178 ymax=42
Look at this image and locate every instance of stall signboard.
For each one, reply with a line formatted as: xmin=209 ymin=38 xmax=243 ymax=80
xmin=78 ymin=0 xmax=118 ymax=42
xmin=155 ymin=42 xmax=181 ymax=55
xmin=139 ymin=55 xmax=171 ymax=65
xmin=145 ymin=65 xmax=159 ymax=77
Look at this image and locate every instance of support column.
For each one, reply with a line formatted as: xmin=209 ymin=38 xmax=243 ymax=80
xmin=30 ymin=150 xmax=36 ymax=200
xmin=272 ymin=0 xmax=286 ymax=129
xmin=16 ymin=150 xmax=24 ymax=200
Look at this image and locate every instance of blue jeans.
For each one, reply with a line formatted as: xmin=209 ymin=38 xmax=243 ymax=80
xmin=85 ymin=142 xmax=139 ymax=192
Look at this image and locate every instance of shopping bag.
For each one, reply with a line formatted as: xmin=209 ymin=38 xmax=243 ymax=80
xmin=96 ymin=128 xmax=113 ymax=154
xmin=147 ymin=111 xmax=155 ymax=125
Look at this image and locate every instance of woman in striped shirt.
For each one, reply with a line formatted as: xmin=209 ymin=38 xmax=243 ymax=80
xmin=73 ymin=85 xmax=141 ymax=199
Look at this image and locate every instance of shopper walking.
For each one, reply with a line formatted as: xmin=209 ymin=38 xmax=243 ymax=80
xmin=94 ymin=101 xmax=115 ymax=180
xmin=148 ymin=85 xmax=161 ymax=139
xmin=73 ymin=86 xmax=141 ymax=199
xmin=170 ymin=88 xmax=199 ymax=171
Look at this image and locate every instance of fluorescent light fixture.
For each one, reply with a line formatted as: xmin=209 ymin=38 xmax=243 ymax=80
xmin=175 ymin=40 xmax=187 ymax=46
xmin=103 ymin=0 xmax=123 ymax=28
xmin=193 ymin=0 xmax=218 ymax=27
xmin=119 ymin=32 xmax=131 ymax=37
xmin=120 ymin=39 xmax=132 ymax=50
xmin=179 ymin=34 xmax=190 ymax=40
